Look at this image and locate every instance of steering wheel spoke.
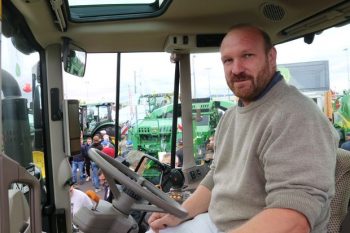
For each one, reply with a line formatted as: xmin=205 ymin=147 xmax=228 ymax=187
xmin=131 ymin=203 xmax=164 ymax=213
xmin=88 ymin=148 xmax=188 ymax=219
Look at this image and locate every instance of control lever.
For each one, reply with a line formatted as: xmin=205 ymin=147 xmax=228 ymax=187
xmin=86 ymin=190 xmax=101 ymax=210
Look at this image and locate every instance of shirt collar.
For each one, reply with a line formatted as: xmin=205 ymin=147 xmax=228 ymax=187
xmin=238 ymin=71 xmax=283 ymax=107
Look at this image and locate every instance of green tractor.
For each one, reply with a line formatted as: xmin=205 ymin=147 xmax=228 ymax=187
xmin=333 ymin=91 xmax=350 ymax=145
xmin=80 ymin=102 xmax=118 ymax=142
xmin=128 ymin=97 xmax=235 ymax=158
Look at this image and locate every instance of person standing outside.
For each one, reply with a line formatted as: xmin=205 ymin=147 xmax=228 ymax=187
xmin=90 ymin=135 xmax=103 ymax=192
xmin=83 ymin=137 xmax=92 ymax=181
xmin=101 ymin=133 xmax=114 ymax=148
xmin=204 ymin=135 xmax=215 ymax=161
xmin=175 ymin=140 xmax=184 ymax=167
xmin=71 ymin=139 xmax=86 ymax=185
xmin=147 ymin=24 xmax=338 ymax=233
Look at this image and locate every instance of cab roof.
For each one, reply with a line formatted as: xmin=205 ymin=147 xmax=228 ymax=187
xmin=7 ymin=0 xmax=350 ymax=53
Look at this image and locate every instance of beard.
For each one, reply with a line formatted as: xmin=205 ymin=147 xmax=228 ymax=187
xmin=228 ymin=63 xmax=272 ymax=102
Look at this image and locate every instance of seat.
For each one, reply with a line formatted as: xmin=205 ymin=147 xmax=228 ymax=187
xmin=327 ymin=148 xmax=350 ymax=233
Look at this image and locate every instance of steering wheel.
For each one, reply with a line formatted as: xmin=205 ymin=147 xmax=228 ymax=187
xmin=88 ymin=148 xmax=188 ymax=218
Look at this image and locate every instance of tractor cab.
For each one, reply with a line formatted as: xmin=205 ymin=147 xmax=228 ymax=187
xmin=1 ymin=0 xmax=350 ymax=233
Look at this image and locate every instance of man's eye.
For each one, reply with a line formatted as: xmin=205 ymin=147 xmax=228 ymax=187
xmin=223 ymin=58 xmax=232 ymax=64
xmin=243 ymin=54 xmax=253 ymax=58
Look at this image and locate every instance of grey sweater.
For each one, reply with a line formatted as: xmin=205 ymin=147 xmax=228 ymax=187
xmin=200 ymin=79 xmax=339 ymax=232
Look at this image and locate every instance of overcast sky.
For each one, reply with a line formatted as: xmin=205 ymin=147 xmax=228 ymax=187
xmin=62 ymin=24 xmax=350 ymax=103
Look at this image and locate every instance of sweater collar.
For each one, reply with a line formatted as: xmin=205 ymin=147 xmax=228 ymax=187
xmin=238 ymin=71 xmax=283 ymax=107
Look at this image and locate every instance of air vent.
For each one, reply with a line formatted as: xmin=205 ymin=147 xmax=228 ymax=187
xmin=261 ymin=2 xmax=286 ymax=21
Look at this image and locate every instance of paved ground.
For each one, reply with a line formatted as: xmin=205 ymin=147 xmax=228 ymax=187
xmin=76 ymin=179 xmax=104 ymax=197
xmin=72 ymin=170 xmax=105 ymax=199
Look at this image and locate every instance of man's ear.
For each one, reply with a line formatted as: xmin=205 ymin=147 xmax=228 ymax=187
xmin=268 ymin=47 xmax=277 ymax=69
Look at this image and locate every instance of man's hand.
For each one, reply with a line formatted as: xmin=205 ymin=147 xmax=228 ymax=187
xmin=148 ymin=185 xmax=212 ymax=232
xmin=148 ymin=212 xmax=183 ymax=233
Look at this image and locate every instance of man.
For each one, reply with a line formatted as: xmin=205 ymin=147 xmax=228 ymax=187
xmin=90 ymin=135 xmax=103 ymax=192
xmin=98 ymin=170 xmax=113 ymax=202
xmin=101 ymin=134 xmax=114 ymax=148
xmin=71 ymin=139 xmax=86 ymax=185
xmin=205 ymin=136 xmax=215 ymax=161
xmin=147 ymin=24 xmax=338 ymax=233
xmin=175 ymin=140 xmax=184 ymax=167
xmin=82 ymin=137 xmax=92 ymax=181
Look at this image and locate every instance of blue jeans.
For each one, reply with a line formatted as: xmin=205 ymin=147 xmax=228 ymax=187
xmin=91 ymin=161 xmax=100 ymax=189
xmin=72 ymin=161 xmax=85 ymax=183
xmin=341 ymin=141 xmax=350 ymax=151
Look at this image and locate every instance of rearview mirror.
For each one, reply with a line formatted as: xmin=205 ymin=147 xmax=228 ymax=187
xmin=62 ymin=37 xmax=87 ymax=77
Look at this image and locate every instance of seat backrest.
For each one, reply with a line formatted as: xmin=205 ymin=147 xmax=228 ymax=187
xmin=327 ymin=148 xmax=350 ymax=233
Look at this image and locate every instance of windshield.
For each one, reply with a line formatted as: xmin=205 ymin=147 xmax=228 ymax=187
xmin=62 ymin=23 xmax=350 ymax=160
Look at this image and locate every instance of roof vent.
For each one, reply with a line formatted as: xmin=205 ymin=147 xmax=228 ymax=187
xmin=261 ymin=2 xmax=286 ymax=21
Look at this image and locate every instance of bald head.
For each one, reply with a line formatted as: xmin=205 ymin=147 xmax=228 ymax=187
xmin=222 ymin=24 xmax=273 ymax=53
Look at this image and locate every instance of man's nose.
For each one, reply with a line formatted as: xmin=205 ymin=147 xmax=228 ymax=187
xmin=231 ymin=59 xmax=244 ymax=75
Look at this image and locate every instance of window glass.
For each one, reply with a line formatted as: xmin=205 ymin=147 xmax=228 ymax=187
xmin=67 ymin=0 xmax=171 ymax=22
xmin=120 ymin=53 xmax=175 ymax=159
xmin=63 ymin=24 xmax=350 ymax=164
xmin=64 ymin=52 xmax=176 ymax=158
xmin=1 ymin=36 xmax=41 ymax=165
xmin=2 ymin=33 xmax=43 ymax=233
